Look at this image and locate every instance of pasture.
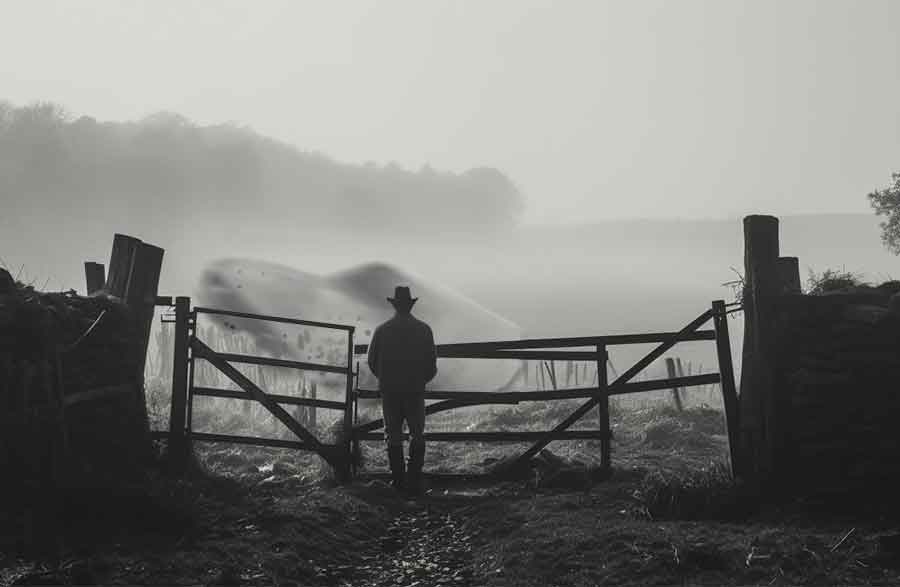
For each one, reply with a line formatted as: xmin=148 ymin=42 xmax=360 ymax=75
xmin=5 ymin=319 xmax=894 ymax=586
xmin=7 ymin=388 xmax=900 ymax=586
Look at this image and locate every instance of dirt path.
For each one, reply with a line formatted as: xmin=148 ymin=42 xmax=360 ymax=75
xmin=354 ymin=505 xmax=476 ymax=587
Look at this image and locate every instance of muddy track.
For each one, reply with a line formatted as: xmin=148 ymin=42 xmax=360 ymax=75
xmin=312 ymin=498 xmax=476 ymax=587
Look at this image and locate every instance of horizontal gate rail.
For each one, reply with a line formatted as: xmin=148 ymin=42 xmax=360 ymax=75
xmin=355 ymin=431 xmax=607 ymax=442
xmin=354 ymin=399 xmax=476 ymax=434
xmin=156 ymin=429 xmax=337 ymax=451
xmin=194 ymin=306 xmax=355 ymax=331
xmin=192 ymin=386 xmax=347 ymax=410
xmin=197 ymin=351 xmax=349 ymax=375
xmin=354 ymin=373 xmax=720 ymax=403
xmin=353 ymin=330 xmax=716 ymax=356
xmin=353 ymin=374 xmax=721 ymax=441
xmin=438 ymin=349 xmax=598 ymax=361
xmin=190 ymin=431 xmax=314 ymax=450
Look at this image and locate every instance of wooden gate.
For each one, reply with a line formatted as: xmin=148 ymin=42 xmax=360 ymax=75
xmin=163 ymin=297 xmax=356 ymax=478
xmin=160 ymin=297 xmax=740 ymax=480
xmin=351 ymin=300 xmax=741 ymax=476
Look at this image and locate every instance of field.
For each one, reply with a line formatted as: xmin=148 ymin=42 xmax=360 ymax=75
xmin=4 ymin=390 xmax=900 ymax=586
xmin=5 ymin=319 xmax=900 ymax=586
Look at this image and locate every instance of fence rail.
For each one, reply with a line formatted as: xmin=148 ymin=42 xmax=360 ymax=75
xmin=194 ymin=306 xmax=355 ymax=331
xmin=353 ymin=329 xmax=717 ymax=356
xmin=355 ymin=373 xmax=721 ymax=402
xmin=191 ymin=386 xmax=346 ymax=410
xmin=355 ymin=431 xmax=608 ymax=442
xmin=196 ymin=351 xmax=350 ymax=375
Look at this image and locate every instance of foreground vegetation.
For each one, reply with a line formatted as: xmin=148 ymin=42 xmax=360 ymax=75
xmin=4 ymin=400 xmax=900 ymax=586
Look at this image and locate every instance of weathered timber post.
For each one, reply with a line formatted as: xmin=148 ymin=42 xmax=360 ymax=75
xmin=84 ymin=262 xmax=105 ymax=295
xmin=341 ymin=328 xmax=356 ymax=481
xmin=712 ymin=299 xmax=741 ymax=479
xmin=351 ymin=363 xmax=359 ymax=472
xmin=739 ymin=215 xmax=781 ymax=485
xmin=105 ymin=234 xmax=141 ymax=297
xmin=124 ymin=241 xmax=164 ymax=437
xmin=310 ymin=381 xmax=317 ymax=429
xmin=168 ymin=296 xmax=191 ymax=470
xmin=665 ymin=357 xmax=684 ymax=412
xmin=596 ymin=345 xmax=611 ymax=469
xmin=777 ymin=257 xmax=801 ymax=294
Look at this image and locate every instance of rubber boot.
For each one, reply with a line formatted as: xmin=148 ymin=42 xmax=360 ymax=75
xmin=387 ymin=445 xmax=405 ymax=492
xmin=406 ymin=442 xmax=425 ymax=497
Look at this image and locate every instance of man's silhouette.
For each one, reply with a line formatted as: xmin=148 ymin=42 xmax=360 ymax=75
xmin=367 ymin=286 xmax=437 ymax=495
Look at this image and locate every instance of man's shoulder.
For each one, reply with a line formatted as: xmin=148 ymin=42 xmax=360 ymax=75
xmin=373 ymin=316 xmax=402 ymax=335
xmin=410 ymin=315 xmax=434 ymax=334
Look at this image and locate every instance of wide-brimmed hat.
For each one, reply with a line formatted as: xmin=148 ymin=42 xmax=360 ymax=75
xmin=387 ymin=285 xmax=418 ymax=306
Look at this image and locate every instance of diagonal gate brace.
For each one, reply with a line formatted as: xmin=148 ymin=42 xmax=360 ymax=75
xmin=504 ymin=309 xmax=714 ymax=472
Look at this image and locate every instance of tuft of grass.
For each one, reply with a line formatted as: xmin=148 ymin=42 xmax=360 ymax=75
xmin=620 ymin=405 xmax=726 ymax=451
xmin=632 ymin=462 xmax=754 ymax=521
xmin=806 ymin=267 xmax=867 ymax=295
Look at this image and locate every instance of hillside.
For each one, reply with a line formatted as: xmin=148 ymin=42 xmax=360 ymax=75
xmin=0 ymin=102 xmax=524 ymax=245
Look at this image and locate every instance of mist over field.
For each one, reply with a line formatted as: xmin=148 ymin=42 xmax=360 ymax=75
xmin=3 ymin=102 xmax=899 ymax=382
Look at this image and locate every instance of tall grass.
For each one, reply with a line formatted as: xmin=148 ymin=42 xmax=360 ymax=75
xmin=632 ymin=462 xmax=752 ymax=521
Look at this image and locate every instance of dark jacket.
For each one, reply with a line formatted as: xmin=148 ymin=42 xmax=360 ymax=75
xmin=367 ymin=313 xmax=437 ymax=393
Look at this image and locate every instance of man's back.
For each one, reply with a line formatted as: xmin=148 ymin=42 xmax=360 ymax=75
xmin=368 ymin=313 xmax=437 ymax=392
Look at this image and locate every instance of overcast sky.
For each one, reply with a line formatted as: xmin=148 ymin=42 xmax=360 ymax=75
xmin=3 ymin=0 xmax=900 ymax=223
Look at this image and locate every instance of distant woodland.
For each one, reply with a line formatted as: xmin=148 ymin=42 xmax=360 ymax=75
xmin=0 ymin=102 xmax=524 ymax=239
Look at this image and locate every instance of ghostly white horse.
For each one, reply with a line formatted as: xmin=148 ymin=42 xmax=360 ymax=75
xmin=196 ymin=259 xmax=522 ymax=391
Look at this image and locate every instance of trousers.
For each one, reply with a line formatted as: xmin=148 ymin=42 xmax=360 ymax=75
xmin=381 ymin=392 xmax=425 ymax=450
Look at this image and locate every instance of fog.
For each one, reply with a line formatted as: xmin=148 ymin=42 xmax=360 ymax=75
xmin=3 ymin=103 xmax=900 ymax=386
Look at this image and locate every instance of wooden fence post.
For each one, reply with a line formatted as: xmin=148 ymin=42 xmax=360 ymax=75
xmin=341 ymin=329 xmax=355 ymax=481
xmin=596 ymin=345 xmax=610 ymax=469
xmin=105 ymin=234 xmax=141 ymax=297
xmin=739 ymin=215 xmax=781 ymax=484
xmin=777 ymin=257 xmax=801 ymax=294
xmin=124 ymin=242 xmax=164 ymax=435
xmin=168 ymin=296 xmax=191 ymax=470
xmin=712 ymin=300 xmax=741 ymax=479
xmin=310 ymin=381 xmax=317 ymax=429
xmin=84 ymin=262 xmax=105 ymax=295
xmin=665 ymin=357 xmax=684 ymax=412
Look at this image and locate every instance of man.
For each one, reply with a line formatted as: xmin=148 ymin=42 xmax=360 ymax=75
xmin=367 ymin=286 xmax=437 ymax=495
